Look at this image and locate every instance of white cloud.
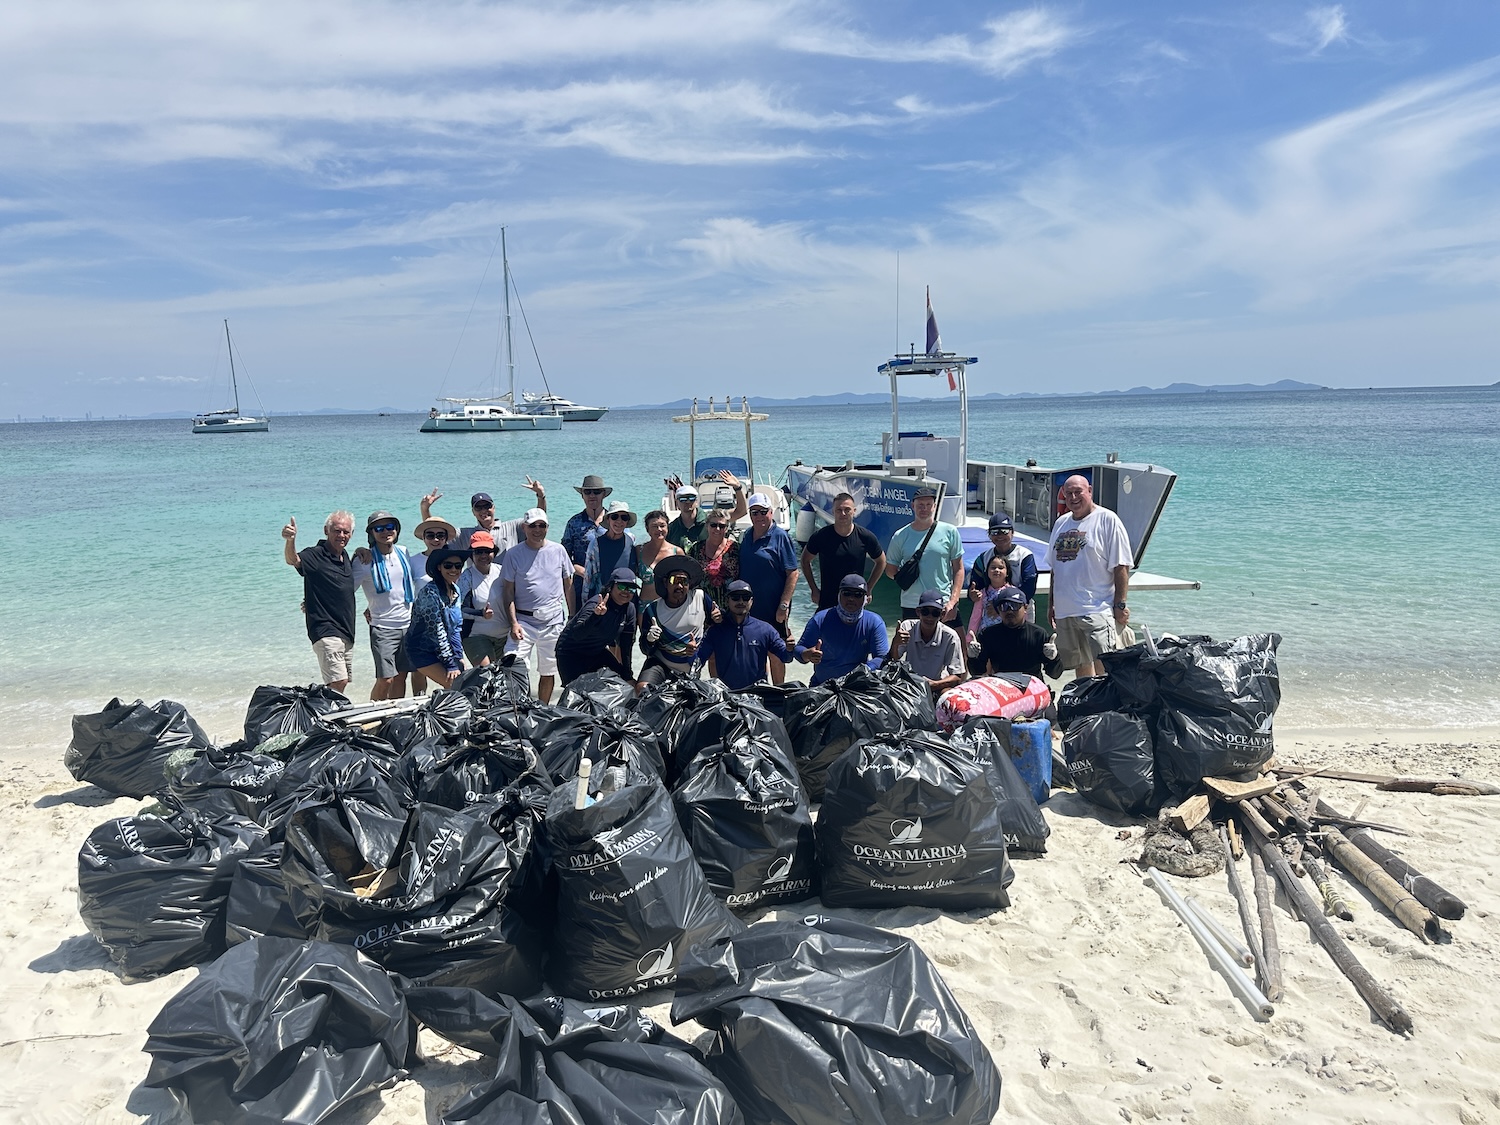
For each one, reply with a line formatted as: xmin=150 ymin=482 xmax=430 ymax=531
xmin=1269 ymin=4 xmax=1351 ymax=56
xmin=784 ymin=8 xmax=1078 ymax=76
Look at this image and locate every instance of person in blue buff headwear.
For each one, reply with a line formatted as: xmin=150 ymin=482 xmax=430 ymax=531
xmin=736 ymin=491 xmax=800 ymax=684
xmin=794 ymin=574 xmax=889 ymax=686
xmin=555 ymin=567 xmax=640 ymax=687
xmin=695 ymin=580 xmax=791 ymax=691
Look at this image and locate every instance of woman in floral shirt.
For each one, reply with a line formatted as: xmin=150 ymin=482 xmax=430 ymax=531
xmin=688 ymin=508 xmax=740 ymax=613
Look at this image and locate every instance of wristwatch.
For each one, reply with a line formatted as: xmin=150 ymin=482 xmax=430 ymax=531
xmin=1113 ymin=601 xmax=1128 ymax=610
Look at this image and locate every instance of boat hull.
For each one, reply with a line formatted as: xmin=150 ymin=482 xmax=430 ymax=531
xmin=421 ymin=414 xmax=564 ymax=432
xmin=192 ymin=416 xmax=269 ymax=434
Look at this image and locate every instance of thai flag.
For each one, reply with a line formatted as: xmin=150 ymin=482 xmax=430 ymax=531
xmin=926 ymin=287 xmax=957 ymax=391
xmin=925 ymin=286 xmax=941 ymax=355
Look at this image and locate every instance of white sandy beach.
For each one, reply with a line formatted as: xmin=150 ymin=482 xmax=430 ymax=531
xmin=4 ymin=709 xmax=1499 ymax=1125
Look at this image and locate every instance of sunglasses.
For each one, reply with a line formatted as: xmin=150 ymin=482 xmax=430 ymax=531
xmin=472 ymin=502 xmax=494 ymax=511
xmin=726 ymin=593 xmax=752 ymax=602
xmin=370 ymin=522 xmax=398 ymax=533
xmin=707 ymin=522 xmax=728 ymax=530
xmin=838 ymin=589 xmax=866 ymax=598
xmin=608 ymin=513 xmax=631 ymax=521
xmin=677 ymin=496 xmax=698 ymax=504
xmin=582 ymin=489 xmax=605 ymax=496
xmin=748 ymin=507 xmax=770 ymax=516
xmin=472 ymin=547 xmax=495 ymax=554
xmin=989 ymin=528 xmax=1010 ymax=535
xmin=424 ymin=530 xmax=449 ymax=540
xmin=918 ymin=607 xmax=943 ymax=617
xmin=614 ymin=583 xmax=640 ymax=592
xmin=439 ymin=560 xmax=465 ymax=571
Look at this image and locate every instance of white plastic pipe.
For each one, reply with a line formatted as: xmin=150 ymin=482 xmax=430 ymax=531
xmin=1144 ymin=867 xmax=1274 ymax=1021
xmin=574 ymin=758 xmax=593 ymax=811
xmin=1187 ymin=897 xmax=1256 ymax=968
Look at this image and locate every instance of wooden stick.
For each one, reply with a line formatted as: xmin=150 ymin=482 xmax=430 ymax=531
xmin=1219 ymin=825 xmax=1264 ymax=975
xmin=1303 ymin=850 xmax=1354 ymax=920
xmin=1242 ymin=817 xmax=1413 ymax=1034
xmin=1239 ymin=798 xmax=1279 ymax=842
xmin=1258 ymin=793 xmax=1295 ymax=828
xmin=1314 ymin=798 xmax=1467 ymax=921
xmin=1282 ymin=836 xmax=1306 ymax=878
xmin=1319 ymin=825 xmax=1445 ymax=943
xmin=1246 ymin=825 xmax=1284 ymax=1002
xmin=1273 ymin=767 xmax=1500 ymax=795
xmin=1226 ymin=818 xmax=1244 ymax=860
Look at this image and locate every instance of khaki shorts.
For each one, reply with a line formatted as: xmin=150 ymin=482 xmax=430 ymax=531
xmin=1054 ymin=613 xmax=1119 ymax=668
xmin=312 ymin=636 xmax=354 ymax=684
xmin=505 ymin=616 xmax=562 ymax=676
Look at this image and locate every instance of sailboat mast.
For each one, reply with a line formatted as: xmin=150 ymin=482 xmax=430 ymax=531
xmin=501 ymin=227 xmax=515 ymax=406
xmin=224 ymin=319 xmax=240 ymax=415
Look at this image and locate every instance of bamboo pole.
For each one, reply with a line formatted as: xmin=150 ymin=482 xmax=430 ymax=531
xmin=1241 ymin=817 xmax=1414 ymax=1035
xmin=1314 ymin=798 xmax=1466 ymax=921
xmin=1302 ymin=850 xmax=1354 ymax=921
xmin=1246 ymin=828 xmax=1284 ymax=1002
xmin=1239 ymin=798 xmax=1279 ymax=843
xmin=1319 ymin=825 xmax=1446 ymax=943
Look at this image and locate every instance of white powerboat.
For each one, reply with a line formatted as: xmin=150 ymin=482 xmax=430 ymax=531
xmin=517 ymin=391 xmax=608 ymax=422
xmin=422 ymin=228 xmax=563 ymax=434
xmin=659 ymin=396 xmax=791 ymax=533
xmin=193 ymin=320 xmax=269 ymax=434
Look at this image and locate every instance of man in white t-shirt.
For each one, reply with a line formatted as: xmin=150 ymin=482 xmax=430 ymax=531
xmin=499 ymin=508 xmax=575 ymax=702
xmin=1045 ymin=474 xmax=1133 ymax=678
xmin=350 ymin=510 xmax=416 ymax=701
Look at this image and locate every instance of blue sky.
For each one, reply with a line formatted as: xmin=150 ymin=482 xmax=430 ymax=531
xmin=2 ymin=1 xmax=1499 ymax=415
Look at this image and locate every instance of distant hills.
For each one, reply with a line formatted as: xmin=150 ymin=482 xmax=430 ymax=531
xmin=622 ymin=378 xmax=1326 ymax=410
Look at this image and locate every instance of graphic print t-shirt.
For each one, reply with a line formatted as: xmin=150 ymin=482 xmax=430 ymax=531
xmin=1045 ymin=508 xmax=1133 ymax=618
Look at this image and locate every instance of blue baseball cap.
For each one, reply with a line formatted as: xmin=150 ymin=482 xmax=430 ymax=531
xmin=917 ymin=588 xmax=947 ymax=609
xmin=610 ymin=567 xmax=641 ymax=588
xmin=988 ymin=512 xmax=1013 ymax=531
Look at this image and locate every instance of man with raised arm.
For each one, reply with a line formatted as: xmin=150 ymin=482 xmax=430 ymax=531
xmin=281 ymin=511 xmax=358 ymax=695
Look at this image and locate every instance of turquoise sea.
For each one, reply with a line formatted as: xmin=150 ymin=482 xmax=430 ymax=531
xmin=3 ymin=385 xmax=1497 ymax=739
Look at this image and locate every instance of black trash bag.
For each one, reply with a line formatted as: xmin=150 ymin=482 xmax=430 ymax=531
xmin=1098 ymin=634 xmax=1214 ymax=711
xmin=142 ymin=936 xmax=415 ymax=1125
xmin=66 ymin=697 xmax=212 ymax=799
xmin=672 ymin=914 xmax=1002 ymax=1125
xmin=242 ymin=683 xmax=349 ymax=748
xmin=224 ymin=841 xmax=310 ymax=946
xmin=282 ymin=798 xmax=546 ymax=997
xmin=669 ymin=692 xmax=794 ymax=786
xmin=784 ymin=665 xmax=921 ymax=802
xmin=872 ymin=661 xmax=940 ymax=732
xmin=166 ymin=742 xmax=285 ymax=821
xmin=414 ymin=736 xmax=541 ymax=810
xmin=454 ymin=657 xmax=533 ymax=709
xmin=733 ymin=682 xmax=810 ymax=725
xmin=673 ymin=733 xmax=817 ymax=911
xmin=377 ymin=689 xmax=475 ymax=753
xmin=542 ymin=780 xmax=743 ymax=1001
xmin=947 ymin=719 xmax=1051 ymax=854
xmin=484 ymin=696 xmax=593 ymax=745
xmin=538 ymin=712 xmax=666 ymax=786
xmin=558 ymin=668 xmax=637 ymax=718
xmin=1154 ymin=708 xmax=1277 ymax=800
xmin=633 ymin=676 xmax=728 ymax=764
xmin=1063 ymin=711 xmax=1159 ymax=815
xmin=77 ymin=808 xmax=268 ymax=981
xmin=463 ymin=775 xmax=558 ymax=935
xmin=267 ymin=725 xmax=403 ymax=807
xmin=1056 ymin=675 xmax=1125 ymax=731
xmin=1149 ymin=633 xmax=1282 ymax=723
xmin=404 ymin=988 xmax=743 ymax=1125
xmin=391 ymin=728 xmax=459 ymax=805
xmin=816 ymin=731 xmax=1012 ymax=910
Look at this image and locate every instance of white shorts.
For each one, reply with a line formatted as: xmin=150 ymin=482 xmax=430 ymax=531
xmin=504 ymin=615 xmax=562 ymax=676
xmin=312 ymin=636 xmax=354 ymax=684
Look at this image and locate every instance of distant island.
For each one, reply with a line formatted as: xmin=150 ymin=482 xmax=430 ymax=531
xmin=621 ymin=378 xmax=1328 ymax=411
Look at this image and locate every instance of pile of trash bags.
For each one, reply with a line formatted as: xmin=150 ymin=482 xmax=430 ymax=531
xmin=1059 ymin=632 xmax=1282 ymax=813
xmin=70 ymin=659 xmax=1046 ymax=1123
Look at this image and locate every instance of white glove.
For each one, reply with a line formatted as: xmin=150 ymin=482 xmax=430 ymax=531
xmin=1042 ymin=640 xmax=1058 ymax=660
xmin=645 ymin=623 xmax=663 ymax=644
xmin=967 ymin=638 xmax=981 ymax=658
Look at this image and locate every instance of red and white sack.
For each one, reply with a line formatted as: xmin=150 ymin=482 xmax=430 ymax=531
xmin=936 ymin=675 xmax=1051 ymax=732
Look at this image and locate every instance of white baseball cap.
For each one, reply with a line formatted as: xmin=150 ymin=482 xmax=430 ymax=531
xmin=523 ymin=507 xmax=548 ymax=525
xmin=746 ymin=492 xmax=772 ymax=510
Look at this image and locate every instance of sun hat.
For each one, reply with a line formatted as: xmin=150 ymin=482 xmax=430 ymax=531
xmin=413 ymin=517 xmax=459 ymax=543
xmin=653 ymin=554 xmax=705 ymax=587
xmin=604 ymin=500 xmax=637 ymax=528
xmin=364 ymin=510 xmax=400 ymax=538
xmin=425 ymin=546 xmax=470 ymax=581
xmin=574 ymin=474 xmax=613 ymax=498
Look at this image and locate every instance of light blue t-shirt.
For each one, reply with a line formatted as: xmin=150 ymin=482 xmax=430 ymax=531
xmin=886 ymin=521 xmax=965 ymax=609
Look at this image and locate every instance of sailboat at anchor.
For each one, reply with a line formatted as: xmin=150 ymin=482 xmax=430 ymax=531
xmin=192 ymin=320 xmax=269 ymax=434
xmin=421 ymin=227 xmax=564 ymax=433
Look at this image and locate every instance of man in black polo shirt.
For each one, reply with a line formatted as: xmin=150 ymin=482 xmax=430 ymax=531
xmin=281 ymin=510 xmax=358 ymax=694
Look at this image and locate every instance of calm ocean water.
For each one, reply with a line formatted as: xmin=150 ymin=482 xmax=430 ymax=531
xmin=3 ymin=385 xmax=1497 ymax=739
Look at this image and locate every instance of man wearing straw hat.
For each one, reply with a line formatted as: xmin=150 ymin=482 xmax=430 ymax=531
xmin=562 ymin=474 xmax=612 ymax=578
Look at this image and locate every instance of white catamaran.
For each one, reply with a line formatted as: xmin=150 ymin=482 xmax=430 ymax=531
xmin=192 ymin=320 xmax=269 ymax=434
xmin=421 ymin=228 xmax=564 ymax=434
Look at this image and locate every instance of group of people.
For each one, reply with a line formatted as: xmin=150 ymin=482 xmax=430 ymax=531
xmin=280 ymin=468 xmax=1134 ymax=703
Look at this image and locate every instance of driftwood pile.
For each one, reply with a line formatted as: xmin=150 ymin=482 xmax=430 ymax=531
xmin=1144 ymin=764 xmax=1497 ymax=1035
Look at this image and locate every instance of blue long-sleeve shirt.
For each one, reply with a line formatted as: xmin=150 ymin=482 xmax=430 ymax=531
xmin=796 ymin=609 xmax=889 ymax=685
xmin=406 ymin=583 xmax=463 ymax=670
